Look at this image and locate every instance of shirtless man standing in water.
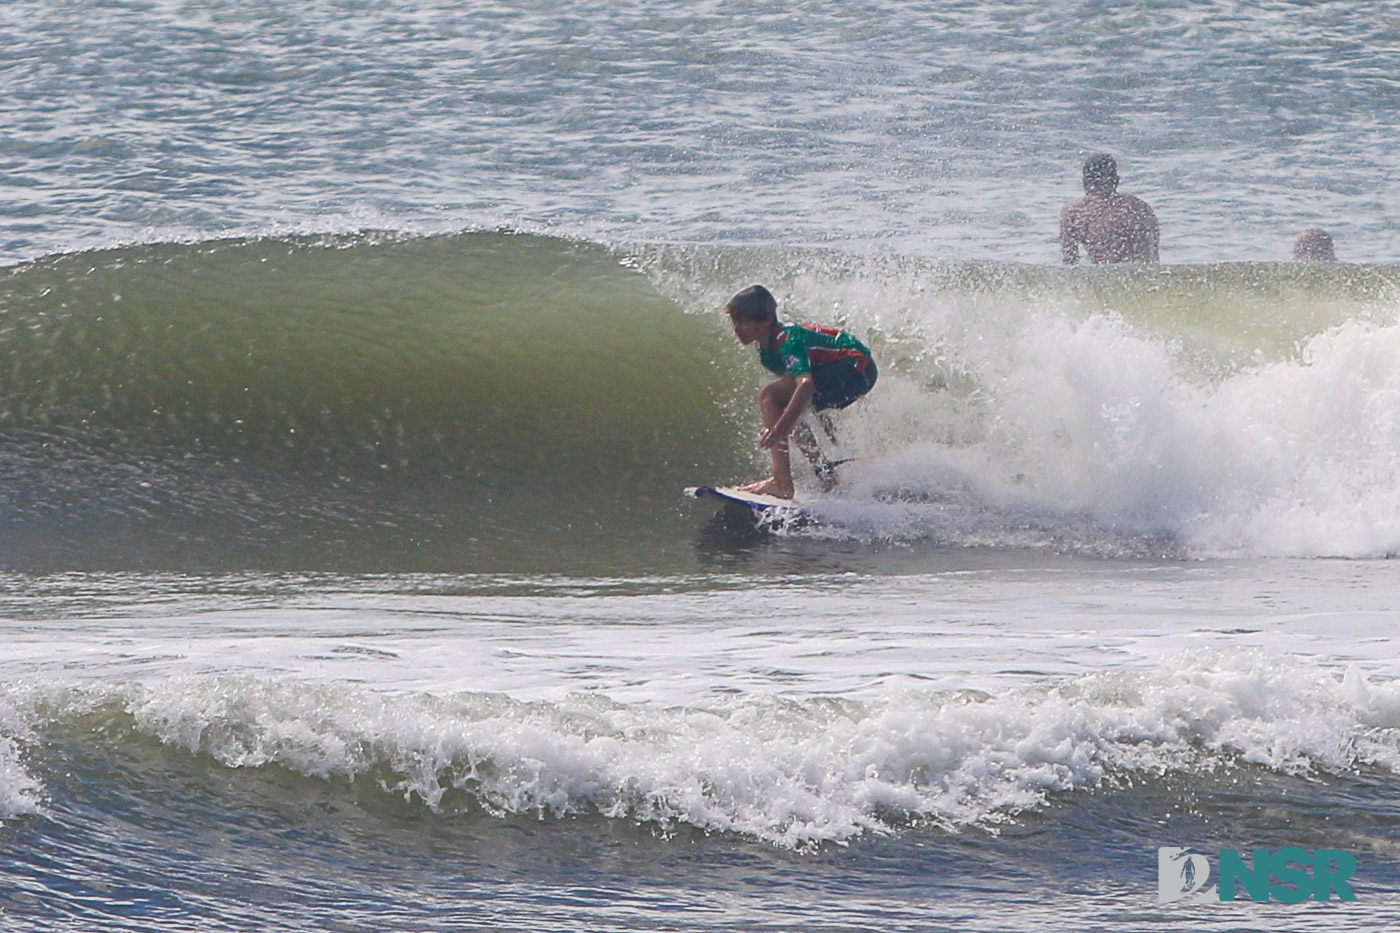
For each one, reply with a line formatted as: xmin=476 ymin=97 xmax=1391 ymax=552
xmin=1060 ymin=153 xmax=1160 ymax=264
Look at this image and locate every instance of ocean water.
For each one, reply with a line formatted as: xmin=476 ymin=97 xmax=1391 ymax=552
xmin=4 ymin=2 xmax=1400 ymax=930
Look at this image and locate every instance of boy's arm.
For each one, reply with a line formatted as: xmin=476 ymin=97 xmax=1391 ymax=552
xmin=759 ymin=374 xmax=816 ymax=449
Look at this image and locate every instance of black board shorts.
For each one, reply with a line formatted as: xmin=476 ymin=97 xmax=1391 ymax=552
xmin=811 ymin=358 xmax=877 ymax=412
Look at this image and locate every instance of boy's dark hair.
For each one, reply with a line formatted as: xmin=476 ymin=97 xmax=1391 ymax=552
xmin=726 ymin=285 xmax=778 ymax=323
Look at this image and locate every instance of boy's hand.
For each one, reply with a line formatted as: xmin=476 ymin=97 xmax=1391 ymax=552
xmin=758 ymin=424 xmax=790 ymax=450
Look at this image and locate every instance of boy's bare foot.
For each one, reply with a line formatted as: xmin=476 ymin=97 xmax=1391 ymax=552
xmin=737 ymin=476 xmax=795 ymax=499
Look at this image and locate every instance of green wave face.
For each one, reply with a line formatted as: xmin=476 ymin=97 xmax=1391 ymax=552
xmin=0 ymin=233 xmax=753 ymax=572
xmin=5 ymin=232 xmax=1400 ymax=571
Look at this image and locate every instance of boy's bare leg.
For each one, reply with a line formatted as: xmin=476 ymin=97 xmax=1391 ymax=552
xmin=740 ymin=437 xmax=795 ymax=498
xmin=809 ymin=413 xmax=845 ymax=489
xmin=792 ymin=422 xmax=839 ymax=490
xmin=739 ymin=392 xmax=836 ymax=498
xmin=793 ymin=421 xmax=841 ymax=491
xmin=739 ymin=379 xmax=797 ymax=498
xmin=746 ymin=422 xmax=832 ymax=496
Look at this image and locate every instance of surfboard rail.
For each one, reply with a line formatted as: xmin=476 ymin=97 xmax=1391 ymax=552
xmin=684 ymin=485 xmax=812 ymax=527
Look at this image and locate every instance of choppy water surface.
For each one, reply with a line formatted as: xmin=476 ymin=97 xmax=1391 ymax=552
xmin=5 ymin=2 xmax=1400 ymax=930
xmin=4 ymin=1 xmax=1400 ymax=263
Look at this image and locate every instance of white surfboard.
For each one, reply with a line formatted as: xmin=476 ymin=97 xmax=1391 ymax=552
xmin=684 ymin=485 xmax=812 ymax=526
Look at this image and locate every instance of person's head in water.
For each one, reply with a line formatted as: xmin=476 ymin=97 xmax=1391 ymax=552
xmin=1293 ymin=228 xmax=1336 ymax=262
xmin=1082 ymin=153 xmax=1119 ymax=196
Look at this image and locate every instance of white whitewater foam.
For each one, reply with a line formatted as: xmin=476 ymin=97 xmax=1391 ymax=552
xmin=0 ymin=697 xmax=42 ymax=822
xmin=16 ymin=649 xmax=1398 ymax=847
xmin=660 ymin=247 xmax=1400 ymax=558
xmin=797 ymin=297 xmax=1400 ymax=559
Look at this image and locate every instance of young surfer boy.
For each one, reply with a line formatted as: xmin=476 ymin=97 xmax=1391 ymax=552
xmin=724 ymin=284 xmax=877 ymax=499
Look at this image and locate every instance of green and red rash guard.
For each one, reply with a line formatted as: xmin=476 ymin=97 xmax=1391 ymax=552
xmin=758 ymin=323 xmax=873 ymax=379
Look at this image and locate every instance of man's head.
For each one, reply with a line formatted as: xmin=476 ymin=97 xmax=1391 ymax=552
xmin=1293 ymin=229 xmax=1336 ymax=261
xmin=1082 ymin=153 xmax=1119 ymax=196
